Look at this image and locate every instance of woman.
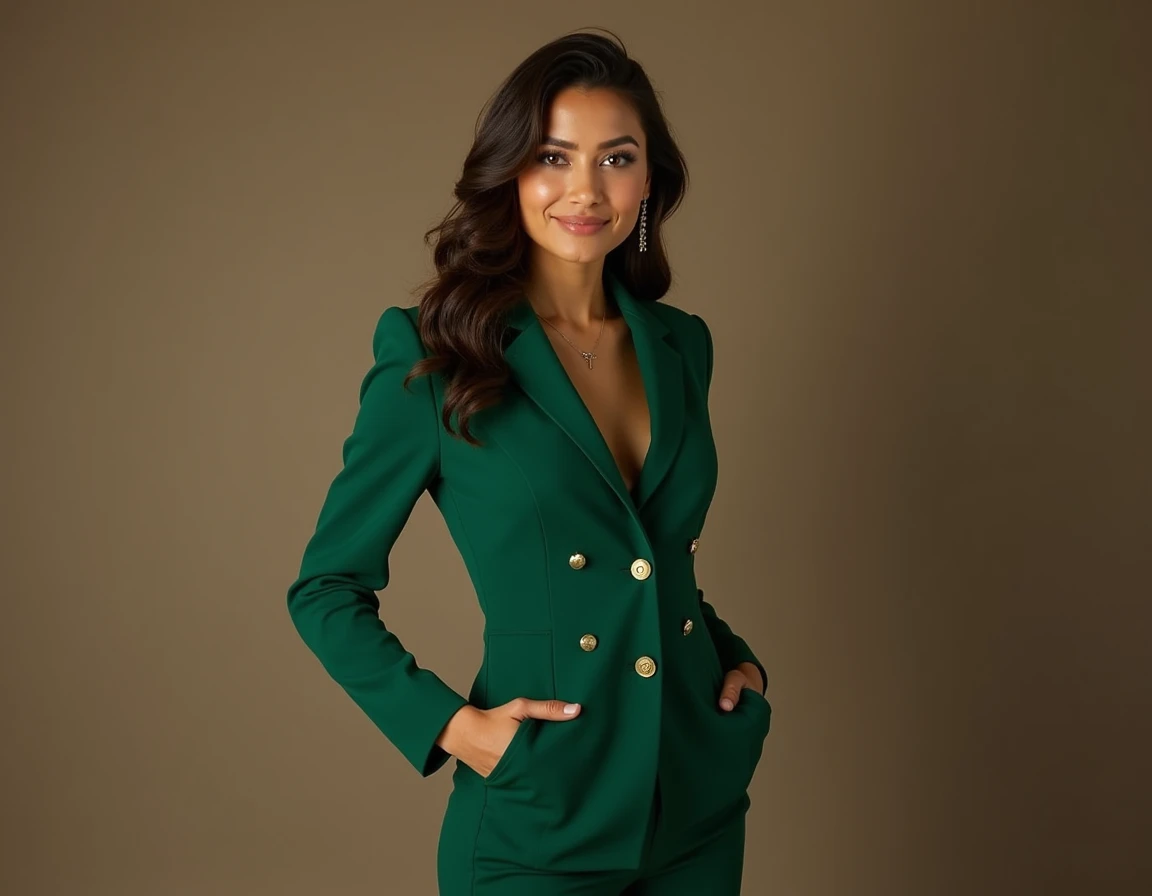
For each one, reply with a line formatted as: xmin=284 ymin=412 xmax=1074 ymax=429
xmin=286 ymin=28 xmax=771 ymax=895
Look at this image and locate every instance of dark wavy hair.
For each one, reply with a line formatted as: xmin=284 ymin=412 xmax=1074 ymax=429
xmin=403 ymin=27 xmax=689 ymax=445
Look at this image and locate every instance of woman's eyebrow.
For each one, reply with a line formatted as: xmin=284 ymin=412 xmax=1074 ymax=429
xmin=541 ymin=135 xmax=640 ymax=150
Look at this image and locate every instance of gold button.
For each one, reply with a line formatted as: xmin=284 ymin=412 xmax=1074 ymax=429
xmin=579 ymin=633 xmax=598 ymax=651
xmin=682 ymin=618 xmax=694 ymax=635
xmin=569 ymin=553 xmax=586 ymax=569
xmin=630 ymin=558 xmax=652 ymax=580
xmin=635 ymin=655 xmax=657 ymax=677
xmin=688 ymin=538 xmax=700 ymax=554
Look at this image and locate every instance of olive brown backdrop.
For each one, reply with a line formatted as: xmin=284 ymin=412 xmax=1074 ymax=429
xmin=1 ymin=2 xmax=1148 ymax=894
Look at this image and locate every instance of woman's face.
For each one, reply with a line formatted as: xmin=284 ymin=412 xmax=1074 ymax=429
xmin=517 ymin=87 xmax=651 ymax=266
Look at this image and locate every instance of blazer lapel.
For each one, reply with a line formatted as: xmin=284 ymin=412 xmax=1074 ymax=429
xmin=502 ymin=271 xmax=685 ymax=517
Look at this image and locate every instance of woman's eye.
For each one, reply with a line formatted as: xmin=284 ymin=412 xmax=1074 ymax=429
xmin=605 ymin=152 xmax=636 ymax=167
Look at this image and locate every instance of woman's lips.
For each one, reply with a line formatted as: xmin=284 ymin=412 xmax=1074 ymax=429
xmin=554 ymin=217 xmax=608 ymax=235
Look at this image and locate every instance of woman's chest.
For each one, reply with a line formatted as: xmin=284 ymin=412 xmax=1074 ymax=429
xmin=552 ymin=340 xmax=652 ymax=499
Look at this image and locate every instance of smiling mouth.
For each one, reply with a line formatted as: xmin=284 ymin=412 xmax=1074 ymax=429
xmin=553 ymin=217 xmax=609 ymax=234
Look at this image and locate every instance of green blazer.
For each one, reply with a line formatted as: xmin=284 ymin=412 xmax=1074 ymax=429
xmin=286 ymin=270 xmax=771 ymax=871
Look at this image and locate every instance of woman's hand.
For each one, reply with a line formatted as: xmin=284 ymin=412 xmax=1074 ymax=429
xmin=718 ymin=661 xmax=766 ymax=711
xmin=438 ymin=697 xmax=582 ymax=778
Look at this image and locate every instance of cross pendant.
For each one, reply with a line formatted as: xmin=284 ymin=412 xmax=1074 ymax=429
xmin=581 ymin=350 xmax=597 ymax=369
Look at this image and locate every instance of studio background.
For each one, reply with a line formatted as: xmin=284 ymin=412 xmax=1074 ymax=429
xmin=1 ymin=2 xmax=1148 ymax=894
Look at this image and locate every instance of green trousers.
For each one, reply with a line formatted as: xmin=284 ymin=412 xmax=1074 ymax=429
xmin=438 ymin=770 xmax=749 ymax=894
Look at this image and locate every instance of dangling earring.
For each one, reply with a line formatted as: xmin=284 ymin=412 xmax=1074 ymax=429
xmin=638 ymin=197 xmax=648 ymax=252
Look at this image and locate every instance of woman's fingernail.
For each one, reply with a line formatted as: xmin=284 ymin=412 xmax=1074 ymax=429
xmin=720 ymin=698 xmax=734 ymax=711
xmin=563 ymin=703 xmax=580 ymax=714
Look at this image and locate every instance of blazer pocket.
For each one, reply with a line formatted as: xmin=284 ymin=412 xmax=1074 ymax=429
xmin=482 ymin=717 xmax=535 ymax=787
xmin=741 ymin=683 xmax=771 ymax=712
xmin=480 ymin=631 xmax=554 ymax=788
xmin=741 ymin=686 xmax=773 ymax=740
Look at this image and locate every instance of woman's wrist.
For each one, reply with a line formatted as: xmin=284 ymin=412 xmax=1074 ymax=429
xmin=436 ymin=703 xmax=482 ymax=756
xmin=736 ymin=661 xmax=764 ymax=694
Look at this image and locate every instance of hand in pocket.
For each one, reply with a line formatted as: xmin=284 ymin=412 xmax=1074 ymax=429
xmin=452 ymin=697 xmax=583 ymax=778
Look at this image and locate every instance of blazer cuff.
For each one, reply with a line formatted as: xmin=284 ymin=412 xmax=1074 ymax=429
xmin=391 ymin=672 xmax=472 ymax=777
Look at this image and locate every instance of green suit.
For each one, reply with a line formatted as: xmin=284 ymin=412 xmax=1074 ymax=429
xmin=286 ymin=270 xmax=771 ymax=876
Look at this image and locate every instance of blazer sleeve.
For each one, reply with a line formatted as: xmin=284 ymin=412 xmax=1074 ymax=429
xmin=286 ymin=305 xmax=471 ymax=777
xmin=691 ymin=312 xmax=770 ymax=697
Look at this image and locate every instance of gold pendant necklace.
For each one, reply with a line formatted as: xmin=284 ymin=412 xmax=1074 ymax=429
xmin=536 ymin=309 xmax=607 ymax=370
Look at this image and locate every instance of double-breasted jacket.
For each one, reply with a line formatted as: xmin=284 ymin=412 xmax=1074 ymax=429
xmin=286 ymin=270 xmax=771 ymax=871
